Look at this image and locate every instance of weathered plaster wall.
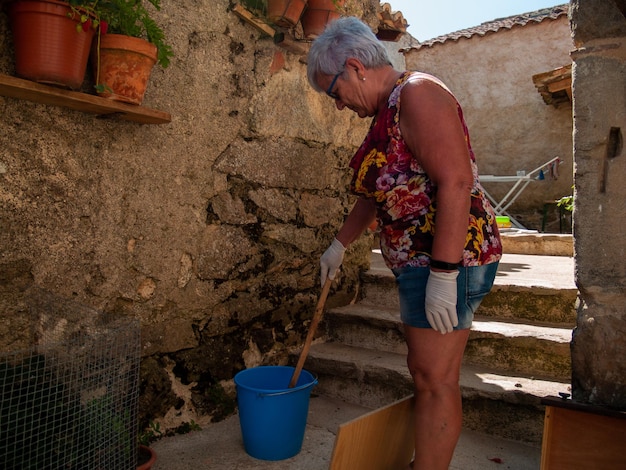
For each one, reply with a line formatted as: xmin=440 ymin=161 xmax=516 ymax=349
xmin=404 ymin=13 xmax=574 ymax=229
xmin=569 ymin=0 xmax=626 ymax=408
xmin=0 ymin=0 xmax=384 ymax=428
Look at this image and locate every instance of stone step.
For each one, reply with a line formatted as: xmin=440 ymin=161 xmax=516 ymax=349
xmin=372 ymin=232 xmax=574 ymax=257
xmin=323 ymin=303 xmax=572 ymax=381
xmin=362 ymin=251 xmax=577 ymax=325
xmin=299 ymin=248 xmax=576 ymax=444
xmin=465 ymin=318 xmax=572 ymax=381
xmin=301 ymin=342 xmax=570 ymax=444
xmin=324 ymin=303 xmax=407 ymax=354
xmin=500 ymin=231 xmax=573 ymax=257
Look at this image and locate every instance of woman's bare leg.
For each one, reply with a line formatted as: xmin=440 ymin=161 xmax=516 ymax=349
xmin=404 ymin=326 xmax=470 ymax=470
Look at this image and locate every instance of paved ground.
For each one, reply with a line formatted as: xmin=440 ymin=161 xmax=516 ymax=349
xmin=151 ymin=395 xmax=541 ymax=470
xmin=493 ymin=253 xmax=575 ymax=290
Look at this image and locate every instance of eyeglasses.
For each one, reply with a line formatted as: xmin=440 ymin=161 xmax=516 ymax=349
xmin=326 ymin=70 xmax=343 ymax=100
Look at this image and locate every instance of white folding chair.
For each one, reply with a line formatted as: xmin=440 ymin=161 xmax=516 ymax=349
xmin=480 ymin=156 xmax=562 ymax=229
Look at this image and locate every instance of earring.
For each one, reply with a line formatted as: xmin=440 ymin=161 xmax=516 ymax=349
xmin=361 ymin=76 xmax=366 ymax=81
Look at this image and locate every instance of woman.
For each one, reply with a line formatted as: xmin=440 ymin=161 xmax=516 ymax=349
xmin=307 ymin=17 xmax=502 ymax=469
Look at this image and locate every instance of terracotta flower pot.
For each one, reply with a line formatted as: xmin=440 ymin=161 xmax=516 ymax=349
xmin=301 ymin=0 xmax=343 ymax=39
xmin=92 ymin=34 xmax=157 ymax=105
xmin=7 ymin=0 xmax=96 ymax=90
xmin=267 ymin=0 xmax=307 ymax=28
xmin=137 ymin=445 xmax=156 ymax=470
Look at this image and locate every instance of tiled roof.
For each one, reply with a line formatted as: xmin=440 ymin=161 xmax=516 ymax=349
xmin=410 ymin=4 xmax=569 ymax=49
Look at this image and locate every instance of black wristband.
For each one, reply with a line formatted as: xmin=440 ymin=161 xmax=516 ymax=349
xmin=430 ymin=259 xmax=460 ymax=270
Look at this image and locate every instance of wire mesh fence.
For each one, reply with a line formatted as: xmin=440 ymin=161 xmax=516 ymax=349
xmin=0 ymin=289 xmax=141 ymax=470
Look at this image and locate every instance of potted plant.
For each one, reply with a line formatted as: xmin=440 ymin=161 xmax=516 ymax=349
xmin=300 ymin=0 xmax=344 ymax=39
xmin=267 ymin=0 xmax=307 ymax=28
xmin=137 ymin=421 xmax=161 ymax=469
xmin=91 ymin=0 xmax=173 ymax=104
xmin=4 ymin=0 xmax=106 ymax=89
xmin=137 ymin=445 xmax=157 ymax=469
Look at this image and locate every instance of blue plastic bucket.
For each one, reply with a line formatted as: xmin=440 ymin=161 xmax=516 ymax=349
xmin=234 ymin=366 xmax=318 ymax=461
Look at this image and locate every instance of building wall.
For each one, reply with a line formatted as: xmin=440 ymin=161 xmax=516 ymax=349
xmin=0 ymin=0 xmax=379 ymax=428
xmin=404 ymin=14 xmax=574 ymax=230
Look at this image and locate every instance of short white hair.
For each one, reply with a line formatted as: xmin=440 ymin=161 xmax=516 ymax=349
xmin=307 ymin=17 xmax=392 ymax=92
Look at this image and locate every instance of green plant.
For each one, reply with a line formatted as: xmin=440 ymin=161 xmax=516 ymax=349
xmin=82 ymin=395 xmax=134 ymax=468
xmin=137 ymin=419 xmax=202 ymax=446
xmin=138 ymin=421 xmax=163 ymax=446
xmin=67 ymin=0 xmax=108 ymax=33
xmin=556 ymin=186 xmax=574 ymax=212
xmin=68 ymin=0 xmax=100 ymax=29
xmin=97 ymin=0 xmax=173 ymax=68
xmin=174 ymin=419 xmax=201 ymax=434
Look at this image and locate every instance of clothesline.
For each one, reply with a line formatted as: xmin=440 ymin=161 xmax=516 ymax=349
xmin=479 ymin=156 xmax=563 ymax=229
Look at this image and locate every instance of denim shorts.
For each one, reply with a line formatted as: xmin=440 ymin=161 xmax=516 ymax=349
xmin=391 ymin=263 xmax=499 ymax=330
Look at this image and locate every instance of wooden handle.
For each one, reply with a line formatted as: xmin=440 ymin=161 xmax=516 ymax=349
xmin=289 ymin=278 xmax=332 ymax=388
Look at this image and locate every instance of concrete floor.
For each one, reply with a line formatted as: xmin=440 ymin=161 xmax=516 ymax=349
xmin=150 ymin=395 xmax=541 ymax=470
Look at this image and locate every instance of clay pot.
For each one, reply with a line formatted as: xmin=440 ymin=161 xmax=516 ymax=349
xmin=301 ymin=0 xmax=343 ymax=39
xmin=92 ymin=34 xmax=157 ymax=105
xmin=7 ymin=0 xmax=96 ymax=90
xmin=137 ymin=445 xmax=156 ymax=470
xmin=267 ymin=0 xmax=307 ymax=28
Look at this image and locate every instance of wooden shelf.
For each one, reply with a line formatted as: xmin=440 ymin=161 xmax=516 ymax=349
xmin=0 ymin=73 xmax=171 ymax=124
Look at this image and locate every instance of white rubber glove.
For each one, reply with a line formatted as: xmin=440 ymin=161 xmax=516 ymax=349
xmin=320 ymin=238 xmax=346 ymax=287
xmin=425 ymin=270 xmax=459 ymax=334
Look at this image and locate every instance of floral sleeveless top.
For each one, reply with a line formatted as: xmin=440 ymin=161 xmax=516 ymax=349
xmin=349 ymin=71 xmax=502 ymax=269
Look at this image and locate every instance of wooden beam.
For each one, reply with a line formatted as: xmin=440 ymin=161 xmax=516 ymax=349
xmin=274 ymin=32 xmax=308 ymax=55
xmin=232 ymin=4 xmax=275 ymax=37
xmin=547 ymin=77 xmax=572 ymax=93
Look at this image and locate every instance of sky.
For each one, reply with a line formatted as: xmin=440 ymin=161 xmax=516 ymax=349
xmin=386 ymin=0 xmax=565 ymax=41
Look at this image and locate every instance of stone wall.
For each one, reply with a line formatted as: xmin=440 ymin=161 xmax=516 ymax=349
xmin=404 ymin=11 xmax=574 ymax=230
xmin=0 ymin=0 xmax=382 ymax=428
xmin=570 ymin=0 xmax=626 ymax=408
